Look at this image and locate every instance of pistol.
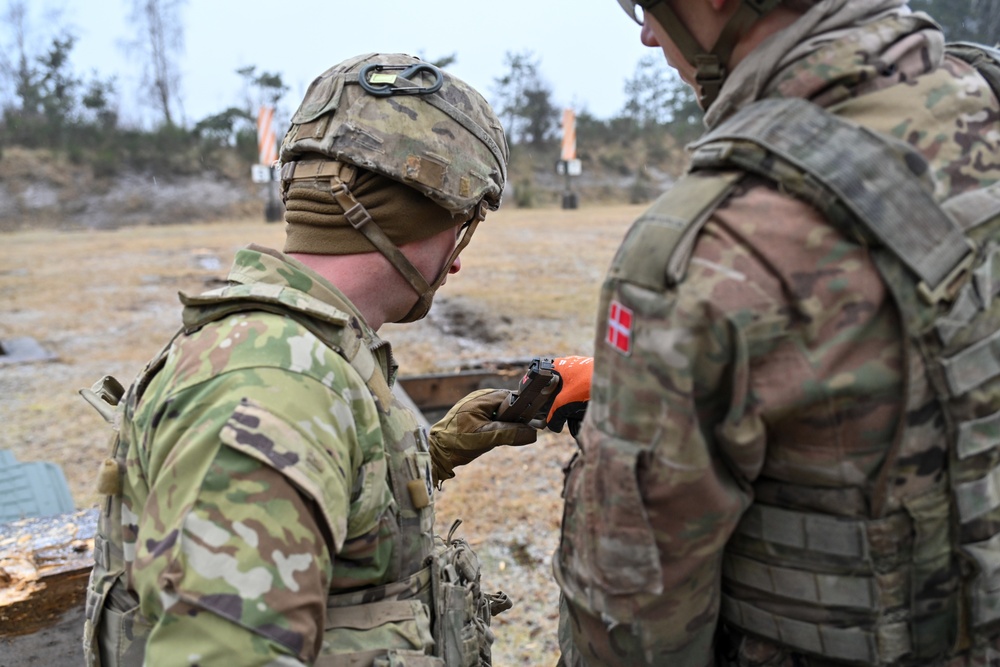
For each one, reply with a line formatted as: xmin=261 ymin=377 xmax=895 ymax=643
xmin=495 ymin=357 xmax=560 ymax=424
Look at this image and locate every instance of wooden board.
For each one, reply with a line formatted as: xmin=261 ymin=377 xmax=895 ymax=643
xmin=397 ymin=365 xmax=525 ymax=422
xmin=0 ymin=508 xmax=98 ymax=664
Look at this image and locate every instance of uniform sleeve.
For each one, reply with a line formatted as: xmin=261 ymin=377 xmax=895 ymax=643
xmin=559 ymin=241 xmax=767 ymax=664
xmin=129 ymin=368 xmax=361 ymax=666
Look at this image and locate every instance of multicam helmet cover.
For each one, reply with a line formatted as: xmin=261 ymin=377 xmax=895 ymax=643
xmin=280 ymin=52 xmax=509 ymax=219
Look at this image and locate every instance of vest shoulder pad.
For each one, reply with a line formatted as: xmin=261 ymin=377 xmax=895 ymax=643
xmin=947 ymin=42 xmax=1000 ymax=102
xmin=608 ymin=170 xmax=744 ymax=291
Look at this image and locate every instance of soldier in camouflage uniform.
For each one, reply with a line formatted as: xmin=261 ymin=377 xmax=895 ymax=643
xmin=555 ymin=1 xmax=1000 ymax=665
xmin=80 ymin=53 xmax=537 ymax=667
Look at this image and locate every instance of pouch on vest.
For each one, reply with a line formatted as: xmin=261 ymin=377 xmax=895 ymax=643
xmin=79 ymin=374 xmax=152 ymax=667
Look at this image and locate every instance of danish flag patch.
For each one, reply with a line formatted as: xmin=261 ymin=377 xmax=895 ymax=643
xmin=606 ymin=299 xmax=633 ymax=355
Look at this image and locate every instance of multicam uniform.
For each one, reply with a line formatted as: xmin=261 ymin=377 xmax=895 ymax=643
xmin=83 ymin=245 xmax=494 ymax=666
xmin=556 ymin=9 xmax=1000 ymax=667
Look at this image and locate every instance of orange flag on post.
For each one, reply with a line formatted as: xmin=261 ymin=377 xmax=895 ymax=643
xmin=257 ymin=106 xmax=277 ymax=166
xmin=560 ymin=108 xmax=576 ymax=162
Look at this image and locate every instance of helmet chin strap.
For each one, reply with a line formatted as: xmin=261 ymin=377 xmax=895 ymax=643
xmin=324 ymin=161 xmax=483 ymax=323
xmin=648 ymin=0 xmax=782 ymax=108
xmin=398 ymin=212 xmax=482 ymax=323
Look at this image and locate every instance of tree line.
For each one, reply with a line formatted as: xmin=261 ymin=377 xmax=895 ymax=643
xmin=0 ymin=0 xmax=994 ymax=181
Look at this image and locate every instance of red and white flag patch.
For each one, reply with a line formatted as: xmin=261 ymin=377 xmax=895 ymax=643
xmin=606 ymin=299 xmax=633 ymax=355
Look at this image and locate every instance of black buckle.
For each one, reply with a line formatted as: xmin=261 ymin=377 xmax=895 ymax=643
xmin=358 ymin=63 xmax=444 ymax=97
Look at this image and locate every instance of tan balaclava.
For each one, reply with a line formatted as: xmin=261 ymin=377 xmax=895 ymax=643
xmin=283 ymin=163 xmax=461 ymax=255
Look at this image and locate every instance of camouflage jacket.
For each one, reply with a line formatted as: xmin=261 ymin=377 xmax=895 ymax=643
xmin=555 ymin=13 xmax=1000 ymax=667
xmin=85 ymin=245 xmax=443 ymax=666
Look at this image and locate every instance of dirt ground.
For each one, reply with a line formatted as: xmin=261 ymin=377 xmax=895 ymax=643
xmin=0 ymin=203 xmax=641 ymax=665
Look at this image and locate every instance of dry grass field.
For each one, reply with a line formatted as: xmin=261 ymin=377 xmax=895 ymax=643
xmin=0 ymin=203 xmax=643 ymax=665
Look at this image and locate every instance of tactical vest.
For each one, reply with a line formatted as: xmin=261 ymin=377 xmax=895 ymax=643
xmin=595 ymin=44 xmax=1000 ymax=665
xmin=81 ymin=281 xmax=500 ymax=667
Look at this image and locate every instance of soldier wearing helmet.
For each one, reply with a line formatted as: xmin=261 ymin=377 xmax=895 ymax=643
xmin=81 ymin=53 xmax=535 ymax=666
xmin=553 ymin=1 xmax=1000 ymax=665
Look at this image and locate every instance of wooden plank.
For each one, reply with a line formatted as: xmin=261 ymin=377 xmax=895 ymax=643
xmin=398 ymin=366 xmax=524 ymax=422
xmin=0 ymin=508 xmax=98 ymax=664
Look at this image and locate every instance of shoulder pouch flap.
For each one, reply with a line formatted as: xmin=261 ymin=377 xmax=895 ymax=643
xmin=609 ymin=170 xmax=744 ymax=291
xmin=219 ymin=398 xmax=350 ymax=552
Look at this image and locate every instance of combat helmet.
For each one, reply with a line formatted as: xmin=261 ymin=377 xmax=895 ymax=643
xmin=278 ymin=53 xmax=509 ymax=322
xmin=616 ymin=0 xmax=784 ymax=108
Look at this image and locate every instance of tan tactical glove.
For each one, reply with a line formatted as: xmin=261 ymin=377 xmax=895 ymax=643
xmin=429 ymin=388 xmax=538 ymax=484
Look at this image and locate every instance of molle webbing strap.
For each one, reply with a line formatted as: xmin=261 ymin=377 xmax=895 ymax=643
xmin=723 ymin=553 xmax=887 ymax=610
xmin=343 ymin=71 xmax=508 ymax=190
xmin=721 ymin=594 xmax=911 ymax=664
xmin=954 ymin=458 xmax=1000 ymax=523
xmin=323 ymin=599 xmax=426 ymax=631
xmin=957 ymin=408 xmax=1000 ymax=461
xmin=724 ymin=504 xmax=917 ymax=662
xmin=940 ymin=327 xmax=1000 ymax=396
xmin=963 ymin=532 xmax=1000 ymax=627
xmin=735 ymin=504 xmax=876 ymax=559
xmin=690 ymin=98 xmax=974 ymax=303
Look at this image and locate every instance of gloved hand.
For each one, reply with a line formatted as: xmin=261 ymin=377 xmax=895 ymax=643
xmin=429 ymin=389 xmax=537 ymax=483
xmin=546 ymin=356 xmax=593 ymax=435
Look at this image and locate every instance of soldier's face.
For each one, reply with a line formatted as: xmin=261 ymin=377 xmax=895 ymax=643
xmin=641 ymin=9 xmax=699 ymax=90
xmin=402 ymin=224 xmax=462 ymax=288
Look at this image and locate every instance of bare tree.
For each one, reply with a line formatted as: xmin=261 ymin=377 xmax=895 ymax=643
xmin=622 ymin=54 xmax=701 ymax=140
xmin=492 ymin=51 xmax=558 ymax=147
xmin=0 ymin=1 xmax=62 ymax=111
xmin=236 ymin=65 xmax=288 ymax=115
xmin=2 ymin=1 xmax=35 ymax=110
xmin=128 ymin=0 xmax=186 ymax=127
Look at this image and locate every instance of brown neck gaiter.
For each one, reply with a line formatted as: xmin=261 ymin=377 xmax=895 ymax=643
xmin=283 ymin=168 xmax=460 ymax=255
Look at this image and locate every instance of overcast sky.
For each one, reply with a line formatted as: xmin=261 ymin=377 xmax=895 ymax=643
xmin=45 ymin=1 xmax=656 ymax=128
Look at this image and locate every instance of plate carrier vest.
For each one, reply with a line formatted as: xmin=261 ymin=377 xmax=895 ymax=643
xmin=612 ymin=43 xmax=1000 ymax=665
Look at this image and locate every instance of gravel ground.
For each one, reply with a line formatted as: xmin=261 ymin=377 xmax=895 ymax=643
xmin=0 ymin=204 xmax=640 ymax=665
